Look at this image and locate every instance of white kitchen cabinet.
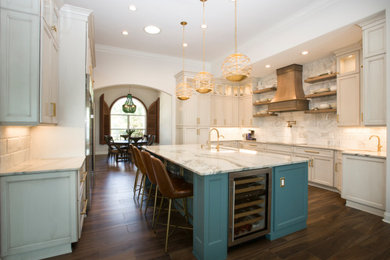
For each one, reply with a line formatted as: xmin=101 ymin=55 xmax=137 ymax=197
xmin=211 ymin=95 xmax=225 ymax=126
xmin=0 ymin=171 xmax=79 ymax=259
xmin=0 ymin=0 xmax=40 ymax=15
xmin=239 ymin=95 xmax=253 ymax=127
xmin=197 ymin=94 xmax=211 ymax=126
xmin=334 ymin=151 xmax=343 ymax=192
xmin=265 ymin=143 xmax=293 ymax=156
xmin=0 ymin=8 xmax=40 ymax=125
xmin=337 ymin=73 xmax=361 ymax=126
xmin=183 ymin=127 xmax=197 ymax=144
xmin=180 ymin=95 xmax=198 ymax=126
xmin=363 ymin=54 xmax=386 ymax=125
xmin=41 ymin=0 xmax=59 ymax=44
xmin=342 ymin=154 xmax=386 ymax=216
xmin=176 ymin=127 xmax=209 ymax=145
xmin=294 ymin=154 xmax=313 ymax=181
xmin=362 ymin=18 xmax=386 ymax=58
xmin=241 ymin=142 xmax=265 ymax=152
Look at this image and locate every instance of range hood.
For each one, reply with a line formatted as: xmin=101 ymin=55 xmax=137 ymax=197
xmin=268 ymin=64 xmax=309 ymax=112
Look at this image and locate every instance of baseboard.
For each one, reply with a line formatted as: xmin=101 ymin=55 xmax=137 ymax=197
xmin=3 ymin=244 xmax=71 ymax=260
xmin=308 ymin=182 xmax=339 ymax=193
xmin=383 ymin=212 xmax=390 ymax=224
xmin=346 ymin=200 xmax=384 ymax=217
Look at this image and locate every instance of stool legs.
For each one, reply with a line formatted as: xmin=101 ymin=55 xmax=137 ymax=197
xmin=144 ymin=184 xmax=153 ymax=215
xmin=165 ymin=198 xmax=172 ymax=253
xmin=152 ymin=185 xmax=158 ymax=227
xmin=183 ymin=198 xmax=189 ymax=224
xmin=139 ymin=175 xmax=146 ymax=208
xmin=133 ymin=168 xmax=140 ymax=197
xmin=137 ymin=174 xmax=145 ymax=201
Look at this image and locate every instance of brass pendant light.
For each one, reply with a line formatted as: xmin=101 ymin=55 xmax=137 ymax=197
xmin=176 ymin=21 xmax=192 ymax=101
xmin=194 ymin=0 xmax=214 ymax=94
xmin=222 ymin=0 xmax=252 ymax=82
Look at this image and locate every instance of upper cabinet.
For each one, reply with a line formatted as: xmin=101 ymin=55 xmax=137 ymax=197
xmin=360 ymin=15 xmax=386 ymax=126
xmin=0 ymin=6 xmax=40 ymax=124
xmin=0 ymin=0 xmax=60 ymax=125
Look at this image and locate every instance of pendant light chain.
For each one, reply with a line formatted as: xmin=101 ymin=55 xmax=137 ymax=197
xmin=202 ymin=1 xmax=206 ymax=71
xmin=176 ymin=21 xmax=192 ymax=101
xmin=234 ymin=0 xmax=237 ymax=53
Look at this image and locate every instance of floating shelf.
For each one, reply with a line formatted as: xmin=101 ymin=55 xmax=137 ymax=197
xmin=253 ymin=101 xmax=271 ymax=106
xmin=305 ymin=108 xmax=337 ymax=114
xmin=253 ymin=87 xmax=277 ymax=94
xmin=253 ymin=113 xmax=278 ymax=117
xmin=305 ymin=91 xmax=337 ymax=98
xmin=304 ymin=73 xmax=337 ymax=84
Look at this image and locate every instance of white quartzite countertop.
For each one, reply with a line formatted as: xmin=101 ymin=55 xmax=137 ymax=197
xmin=0 ymin=157 xmax=85 ymax=177
xmin=145 ymin=144 xmax=307 ymax=176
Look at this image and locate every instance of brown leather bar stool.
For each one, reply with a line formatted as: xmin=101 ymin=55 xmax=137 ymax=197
xmin=130 ymin=145 xmax=145 ymax=203
xmin=140 ymin=150 xmax=161 ymax=226
xmin=132 ymin=146 xmax=148 ymax=208
xmin=151 ymin=156 xmax=193 ymax=253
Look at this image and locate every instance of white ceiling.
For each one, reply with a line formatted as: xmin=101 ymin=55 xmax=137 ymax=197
xmin=63 ymin=0 xmax=326 ymax=61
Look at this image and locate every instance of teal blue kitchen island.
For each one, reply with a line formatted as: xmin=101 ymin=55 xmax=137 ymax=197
xmin=145 ymin=144 xmax=308 ymax=260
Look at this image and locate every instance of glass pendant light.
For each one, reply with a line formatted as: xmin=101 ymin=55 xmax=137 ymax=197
xmin=194 ymin=0 xmax=214 ymax=94
xmin=122 ymin=94 xmax=137 ymax=113
xmin=221 ymin=0 xmax=252 ymax=82
xmin=176 ymin=21 xmax=193 ymax=100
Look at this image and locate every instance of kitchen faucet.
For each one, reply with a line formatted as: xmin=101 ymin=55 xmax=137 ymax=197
xmin=369 ymin=135 xmax=382 ymax=152
xmin=207 ymin=128 xmax=224 ymax=151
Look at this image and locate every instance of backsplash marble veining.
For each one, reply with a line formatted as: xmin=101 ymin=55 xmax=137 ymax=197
xmin=0 ymin=126 xmax=31 ymax=171
xmin=217 ymin=54 xmax=386 ymax=152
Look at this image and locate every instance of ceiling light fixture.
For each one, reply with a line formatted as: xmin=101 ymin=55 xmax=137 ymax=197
xmin=222 ymin=0 xmax=252 ymax=82
xmin=265 ymin=64 xmax=271 ymax=68
xmin=122 ymin=30 xmax=129 ymax=36
xmin=183 ymin=43 xmax=188 ymax=47
xmin=194 ymin=0 xmax=214 ymax=94
xmin=144 ymin=25 xmax=161 ymax=35
xmin=129 ymin=4 xmax=136 ymax=11
xmin=176 ymin=21 xmax=192 ymax=101
xmin=201 ymin=24 xmax=207 ymax=29
xmin=301 ymin=50 xmax=309 ymax=55
xmin=122 ymin=94 xmax=137 ymax=113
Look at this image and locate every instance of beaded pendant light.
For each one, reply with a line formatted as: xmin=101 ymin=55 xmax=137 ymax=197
xmin=176 ymin=21 xmax=192 ymax=101
xmin=122 ymin=94 xmax=136 ymax=113
xmin=221 ymin=0 xmax=252 ymax=82
xmin=194 ymin=0 xmax=214 ymax=94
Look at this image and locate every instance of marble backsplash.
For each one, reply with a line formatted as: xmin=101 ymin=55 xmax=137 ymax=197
xmin=0 ymin=126 xmax=31 ymax=171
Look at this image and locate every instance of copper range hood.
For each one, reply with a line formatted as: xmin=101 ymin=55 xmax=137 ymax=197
xmin=268 ymin=64 xmax=309 ymax=112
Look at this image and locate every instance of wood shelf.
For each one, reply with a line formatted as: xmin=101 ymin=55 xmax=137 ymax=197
xmin=253 ymin=87 xmax=277 ymax=94
xmin=305 ymin=91 xmax=337 ymax=98
xmin=305 ymin=108 xmax=337 ymax=114
xmin=253 ymin=113 xmax=278 ymax=117
xmin=253 ymin=101 xmax=271 ymax=106
xmin=304 ymin=73 xmax=337 ymax=84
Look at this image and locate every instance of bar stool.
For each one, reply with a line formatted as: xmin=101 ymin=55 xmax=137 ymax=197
xmin=140 ymin=150 xmax=161 ymax=226
xmin=151 ymin=156 xmax=193 ymax=253
xmin=132 ymin=146 xmax=148 ymax=207
xmin=130 ymin=145 xmax=145 ymax=204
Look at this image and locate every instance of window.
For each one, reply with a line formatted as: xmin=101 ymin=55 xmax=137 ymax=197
xmin=110 ymin=97 xmax=147 ymax=141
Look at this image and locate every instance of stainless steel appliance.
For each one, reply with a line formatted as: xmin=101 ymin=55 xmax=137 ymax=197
xmin=85 ymin=74 xmax=95 ymax=211
xmin=229 ymin=168 xmax=272 ymax=246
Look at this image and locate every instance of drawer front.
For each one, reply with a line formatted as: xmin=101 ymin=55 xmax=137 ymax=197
xmin=265 ymin=144 xmax=293 ymax=154
xmin=294 ymin=147 xmax=334 ymax=158
xmin=241 ymin=142 xmax=265 ymax=151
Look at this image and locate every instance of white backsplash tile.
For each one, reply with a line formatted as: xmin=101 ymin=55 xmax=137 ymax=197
xmin=0 ymin=126 xmax=31 ymax=171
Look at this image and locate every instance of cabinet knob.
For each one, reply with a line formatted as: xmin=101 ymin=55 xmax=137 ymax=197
xmin=51 ymin=25 xmax=57 ymax=32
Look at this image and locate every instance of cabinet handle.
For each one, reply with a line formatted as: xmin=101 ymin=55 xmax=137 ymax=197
xmin=80 ymin=171 xmax=88 ymax=183
xmin=197 ymin=117 xmax=200 ymax=124
xmin=51 ymin=25 xmax=57 ymax=32
xmin=311 ymin=159 xmax=314 ymax=167
xmin=304 ymin=150 xmax=320 ymax=154
xmin=81 ymin=199 xmax=88 ymax=215
xmin=280 ymin=177 xmax=285 ymax=187
xmin=197 ymin=129 xmax=200 ymax=136
xmin=50 ymin=102 xmax=56 ymax=117
xmin=224 ymin=119 xmax=226 ymax=125
xmin=361 ymin=112 xmax=363 ymax=122
xmin=337 ymin=114 xmax=339 ymax=123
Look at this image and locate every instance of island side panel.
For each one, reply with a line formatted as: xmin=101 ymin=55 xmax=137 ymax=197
xmin=193 ymin=173 xmax=229 ymax=260
xmin=266 ymin=162 xmax=308 ymax=241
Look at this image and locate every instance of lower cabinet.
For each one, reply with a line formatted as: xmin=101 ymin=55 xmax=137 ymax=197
xmin=266 ymin=163 xmax=308 ymax=240
xmin=342 ymin=154 xmax=386 ymax=216
xmin=0 ymin=168 xmax=86 ymax=259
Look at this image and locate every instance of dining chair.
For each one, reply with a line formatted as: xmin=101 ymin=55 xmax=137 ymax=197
xmin=147 ymin=135 xmax=155 ymax=146
xmin=151 ymin=156 xmax=193 ymax=253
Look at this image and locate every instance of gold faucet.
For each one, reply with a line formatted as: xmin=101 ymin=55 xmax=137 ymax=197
xmin=369 ymin=135 xmax=383 ymax=152
xmin=208 ymin=128 xmax=223 ymax=151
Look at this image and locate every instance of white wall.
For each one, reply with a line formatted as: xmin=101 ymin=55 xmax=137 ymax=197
xmin=94 ymin=84 xmax=169 ymax=155
xmin=93 ymin=45 xmax=207 ymax=144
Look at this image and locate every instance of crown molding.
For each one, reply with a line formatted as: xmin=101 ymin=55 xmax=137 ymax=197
xmin=60 ymin=4 xmax=93 ymax=22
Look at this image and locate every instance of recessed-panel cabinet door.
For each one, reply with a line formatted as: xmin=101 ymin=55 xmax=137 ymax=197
xmin=182 ymin=95 xmax=197 ymax=126
xmin=311 ymin=156 xmax=334 ymax=187
xmin=50 ymin=40 xmax=59 ymax=124
xmin=41 ymin=24 xmax=52 ymax=124
xmin=183 ymin=127 xmax=197 ymax=144
xmin=337 ymin=74 xmax=360 ymax=126
xmin=363 ymin=54 xmax=386 ymax=126
xmin=0 ymin=0 xmax=40 ymax=15
xmin=0 ymin=10 xmax=40 ymax=125
xmin=363 ymin=21 xmax=386 ymax=58
xmin=197 ymin=94 xmax=211 ymax=126
xmin=223 ymin=96 xmax=233 ymax=126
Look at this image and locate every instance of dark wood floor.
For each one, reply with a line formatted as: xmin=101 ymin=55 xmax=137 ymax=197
xmin=50 ymin=155 xmax=390 ymax=260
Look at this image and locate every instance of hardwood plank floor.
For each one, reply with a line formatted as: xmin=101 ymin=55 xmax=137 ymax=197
xmin=50 ymin=155 xmax=390 ymax=260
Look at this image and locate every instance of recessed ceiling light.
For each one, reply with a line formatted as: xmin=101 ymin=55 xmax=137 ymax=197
xmin=144 ymin=25 xmax=161 ymax=34
xmin=129 ymin=4 xmax=136 ymax=11
xmin=183 ymin=43 xmax=188 ymax=47
xmin=265 ymin=64 xmax=271 ymax=68
xmin=201 ymin=24 xmax=208 ymax=29
xmin=301 ymin=50 xmax=309 ymax=55
xmin=122 ymin=30 xmax=129 ymax=36
xmin=348 ymin=55 xmax=353 ymax=58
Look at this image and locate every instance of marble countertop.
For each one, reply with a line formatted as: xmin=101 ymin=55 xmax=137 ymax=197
xmin=223 ymin=140 xmax=387 ymax=158
xmin=145 ymin=144 xmax=307 ymax=176
xmin=0 ymin=157 xmax=85 ymax=177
